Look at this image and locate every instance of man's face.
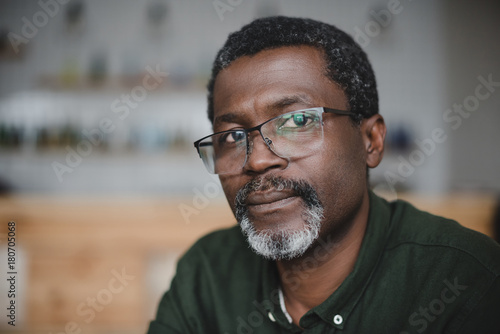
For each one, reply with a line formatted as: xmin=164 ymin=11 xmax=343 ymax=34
xmin=212 ymin=46 xmax=370 ymax=260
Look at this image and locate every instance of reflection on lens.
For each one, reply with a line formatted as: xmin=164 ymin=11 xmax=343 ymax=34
xmin=197 ymin=109 xmax=325 ymax=174
xmin=262 ymin=111 xmax=323 ymax=159
xmin=199 ymin=131 xmax=247 ymax=174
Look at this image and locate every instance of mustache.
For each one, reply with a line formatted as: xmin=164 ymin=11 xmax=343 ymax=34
xmin=234 ymin=175 xmax=321 ymax=220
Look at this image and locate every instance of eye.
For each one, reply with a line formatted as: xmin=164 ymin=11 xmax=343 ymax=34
xmin=280 ymin=112 xmax=313 ymax=128
xmin=219 ymin=130 xmax=246 ymax=144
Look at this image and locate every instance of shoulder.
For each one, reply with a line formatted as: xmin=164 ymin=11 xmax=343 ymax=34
xmin=193 ymin=224 xmax=245 ymax=248
xmin=150 ymin=226 xmax=265 ymax=333
xmin=368 ymin=195 xmax=500 ymax=332
xmin=385 ymin=196 xmax=500 ymax=275
xmin=176 ymin=225 xmax=260 ymax=278
xmin=183 ymin=224 xmax=250 ymax=259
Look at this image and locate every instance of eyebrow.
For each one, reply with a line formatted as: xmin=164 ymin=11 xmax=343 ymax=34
xmin=213 ymin=94 xmax=314 ymax=128
xmin=270 ymin=94 xmax=313 ymax=110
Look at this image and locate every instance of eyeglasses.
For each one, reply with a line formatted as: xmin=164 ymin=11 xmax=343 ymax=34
xmin=193 ymin=107 xmax=356 ymax=175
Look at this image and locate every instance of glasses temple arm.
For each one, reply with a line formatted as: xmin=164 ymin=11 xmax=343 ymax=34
xmin=323 ymin=107 xmax=358 ymax=116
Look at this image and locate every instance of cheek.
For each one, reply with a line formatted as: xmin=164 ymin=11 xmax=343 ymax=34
xmin=312 ymin=128 xmax=367 ymax=208
xmin=219 ymin=175 xmax=244 ymax=213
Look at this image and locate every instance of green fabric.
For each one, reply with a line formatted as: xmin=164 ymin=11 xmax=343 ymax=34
xmin=147 ymin=192 xmax=500 ymax=333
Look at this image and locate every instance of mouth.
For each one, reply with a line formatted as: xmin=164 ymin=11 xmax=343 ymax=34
xmin=245 ymin=190 xmax=301 ymax=215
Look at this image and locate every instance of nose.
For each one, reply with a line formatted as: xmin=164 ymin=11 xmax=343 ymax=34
xmin=243 ymin=132 xmax=288 ymax=174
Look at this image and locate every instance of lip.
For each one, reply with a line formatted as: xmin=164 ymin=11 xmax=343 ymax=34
xmin=246 ymin=190 xmax=296 ymax=205
xmin=246 ymin=190 xmax=300 ymax=214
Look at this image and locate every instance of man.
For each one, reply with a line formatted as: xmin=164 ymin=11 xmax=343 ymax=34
xmin=148 ymin=16 xmax=500 ymax=333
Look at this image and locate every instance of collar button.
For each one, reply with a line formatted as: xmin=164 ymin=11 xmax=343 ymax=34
xmin=333 ymin=314 xmax=343 ymax=325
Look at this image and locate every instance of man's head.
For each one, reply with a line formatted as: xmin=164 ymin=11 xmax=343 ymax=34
xmin=207 ymin=16 xmax=378 ymax=124
xmin=203 ymin=16 xmax=386 ymax=261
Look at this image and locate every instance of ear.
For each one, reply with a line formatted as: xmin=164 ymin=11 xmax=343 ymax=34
xmin=361 ymin=114 xmax=386 ymax=168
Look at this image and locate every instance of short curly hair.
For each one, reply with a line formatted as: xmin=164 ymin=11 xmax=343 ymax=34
xmin=207 ymin=16 xmax=378 ymax=124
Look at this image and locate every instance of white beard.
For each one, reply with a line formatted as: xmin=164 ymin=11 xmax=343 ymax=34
xmin=239 ymin=202 xmax=323 ymax=260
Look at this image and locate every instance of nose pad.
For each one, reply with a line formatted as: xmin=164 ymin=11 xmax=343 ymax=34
xmin=264 ymin=137 xmax=273 ymax=147
xmin=262 ymin=137 xmax=281 ymax=158
xmin=243 ymin=133 xmax=289 ymax=172
xmin=247 ymin=134 xmax=273 ymax=155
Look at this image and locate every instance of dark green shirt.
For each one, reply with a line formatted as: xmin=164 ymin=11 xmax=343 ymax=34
xmin=148 ymin=192 xmax=500 ymax=333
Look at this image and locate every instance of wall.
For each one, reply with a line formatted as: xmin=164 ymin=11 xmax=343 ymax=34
xmin=0 ymin=0 xmax=498 ymax=196
xmin=443 ymin=0 xmax=500 ymax=191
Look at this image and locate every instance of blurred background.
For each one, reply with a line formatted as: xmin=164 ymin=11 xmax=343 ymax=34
xmin=0 ymin=0 xmax=499 ymax=333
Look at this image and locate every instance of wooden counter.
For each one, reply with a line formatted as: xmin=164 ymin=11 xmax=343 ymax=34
xmin=0 ymin=192 xmax=496 ymax=333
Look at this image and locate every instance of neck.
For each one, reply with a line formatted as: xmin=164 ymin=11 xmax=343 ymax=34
xmin=275 ymin=191 xmax=370 ymax=326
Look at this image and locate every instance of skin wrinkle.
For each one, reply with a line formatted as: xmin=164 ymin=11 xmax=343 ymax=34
xmin=207 ymin=16 xmax=378 ymax=123
xmin=216 ymin=46 xmax=366 ymax=240
xmin=235 ymin=175 xmax=324 ymax=260
xmin=213 ymin=45 xmax=386 ymax=326
xmin=213 ymin=94 xmax=314 ymax=131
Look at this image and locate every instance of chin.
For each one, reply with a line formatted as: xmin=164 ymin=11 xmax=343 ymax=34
xmin=239 ymin=214 xmax=322 ymax=261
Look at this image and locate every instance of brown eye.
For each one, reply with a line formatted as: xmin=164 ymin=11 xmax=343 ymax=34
xmin=220 ymin=130 xmax=246 ymax=143
xmin=280 ymin=113 xmax=313 ymax=129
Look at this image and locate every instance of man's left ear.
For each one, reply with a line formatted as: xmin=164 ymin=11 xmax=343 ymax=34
xmin=361 ymin=114 xmax=386 ymax=168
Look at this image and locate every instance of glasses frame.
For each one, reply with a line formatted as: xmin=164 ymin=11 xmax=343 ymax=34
xmin=193 ymin=107 xmax=357 ymax=174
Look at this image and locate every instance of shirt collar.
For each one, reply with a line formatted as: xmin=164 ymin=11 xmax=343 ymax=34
xmin=261 ymin=191 xmax=393 ymax=331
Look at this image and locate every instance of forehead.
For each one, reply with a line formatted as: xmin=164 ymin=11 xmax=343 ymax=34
xmin=212 ymin=46 xmax=348 ymax=128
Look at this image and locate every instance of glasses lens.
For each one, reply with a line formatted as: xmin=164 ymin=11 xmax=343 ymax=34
xmin=261 ymin=110 xmax=323 ymax=158
xmin=197 ymin=130 xmax=247 ymax=174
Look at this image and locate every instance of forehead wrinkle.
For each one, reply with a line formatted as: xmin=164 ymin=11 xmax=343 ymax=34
xmin=267 ymin=93 xmax=314 ymax=111
xmin=213 ymin=113 xmax=238 ymax=128
xmin=213 ymin=93 xmax=315 ymax=129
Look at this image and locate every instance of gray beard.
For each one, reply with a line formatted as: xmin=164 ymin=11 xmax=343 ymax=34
xmin=235 ymin=176 xmax=324 ymax=261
